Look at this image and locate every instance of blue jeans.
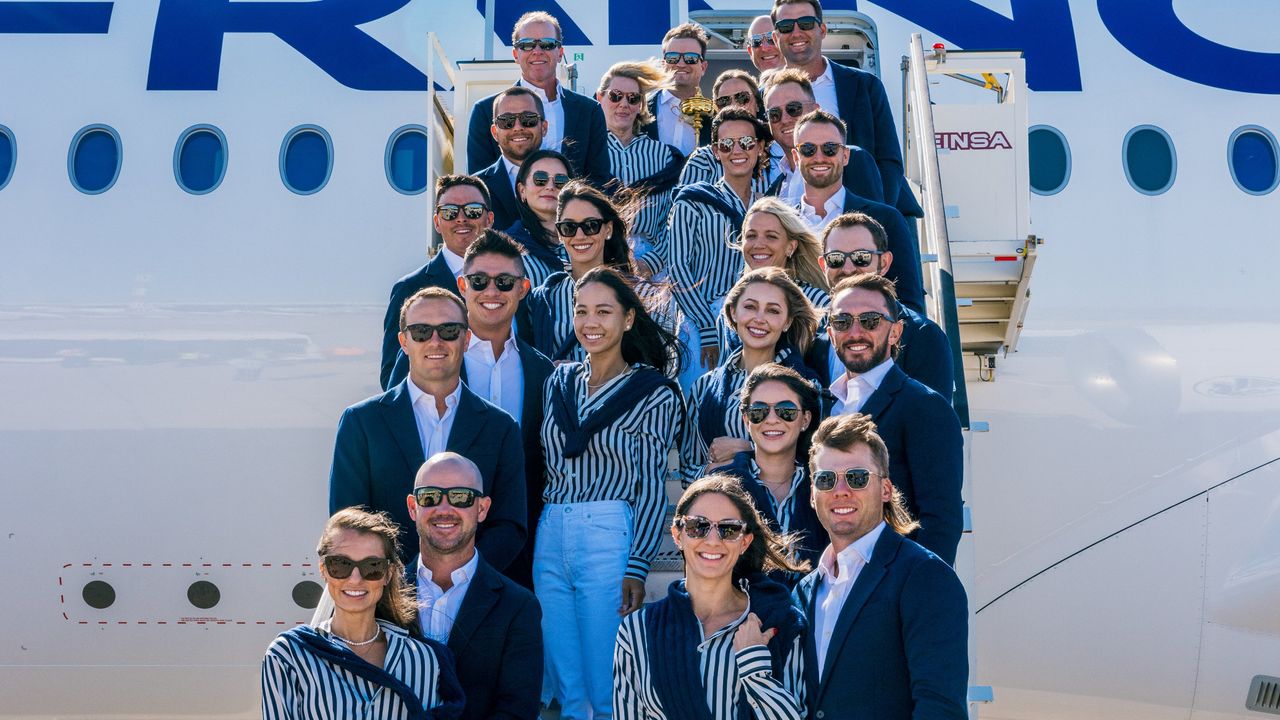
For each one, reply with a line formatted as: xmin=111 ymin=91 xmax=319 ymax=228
xmin=534 ymin=501 xmax=632 ymax=720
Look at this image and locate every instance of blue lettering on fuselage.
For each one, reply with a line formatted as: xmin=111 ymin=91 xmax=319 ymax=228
xmin=0 ymin=1 xmax=112 ymax=33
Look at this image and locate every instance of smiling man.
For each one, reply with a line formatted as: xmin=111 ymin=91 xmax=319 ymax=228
xmin=330 ymin=287 xmax=527 ymax=572
xmin=643 ymin=23 xmax=713 ymax=155
xmin=745 ymin=15 xmax=783 ymax=72
xmin=474 ymin=87 xmax=547 ymax=233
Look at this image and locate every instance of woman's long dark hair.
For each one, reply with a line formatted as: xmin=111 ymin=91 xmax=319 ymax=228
xmin=675 ymin=475 xmax=810 ymax=577
xmin=514 ymin=149 xmax=573 ymax=251
xmin=575 ymin=266 xmax=682 ymax=377
xmin=556 ymin=180 xmax=635 ymax=273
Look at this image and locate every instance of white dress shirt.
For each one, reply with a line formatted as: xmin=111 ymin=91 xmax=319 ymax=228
xmin=524 ymin=81 xmax=565 ymax=153
xmin=655 ymin=89 xmax=697 ymax=157
xmin=798 ymin=186 xmax=846 ymax=233
xmin=415 ymin=549 xmax=480 ymax=642
xmin=813 ymin=520 xmax=886 ymax=679
xmin=439 ymin=246 xmax=466 ymax=278
xmin=810 ymin=58 xmax=839 ymax=117
xmin=829 ymin=357 xmax=894 ymax=415
xmin=501 ymin=155 xmax=520 ymax=190
xmin=768 ymin=144 xmax=805 ymax=202
xmin=407 ymin=381 xmax=462 ymax=457
xmin=464 ymin=328 xmax=525 ymax=425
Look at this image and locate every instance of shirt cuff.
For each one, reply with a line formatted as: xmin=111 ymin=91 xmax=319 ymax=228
xmin=697 ymin=325 xmax=718 ymax=347
xmin=734 ymin=644 xmax=773 ymax=677
xmin=625 ymin=557 xmax=651 ymax=582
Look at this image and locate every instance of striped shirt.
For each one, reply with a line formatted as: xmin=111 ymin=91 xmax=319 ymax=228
xmin=666 ymin=180 xmax=754 ymax=347
xmin=749 ymin=459 xmax=808 ymax=533
xmin=678 ymin=145 xmax=773 ymax=196
xmin=607 ymin=133 xmax=682 ymax=273
xmin=541 ymin=362 xmax=681 ymax=580
xmin=261 ymin=620 xmax=442 ymax=720
xmin=613 ymin=592 xmax=806 ymax=720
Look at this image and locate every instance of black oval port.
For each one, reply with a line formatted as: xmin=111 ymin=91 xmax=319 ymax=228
xmin=187 ymin=580 xmax=220 ymax=609
xmin=82 ymin=580 xmax=115 ymax=609
xmin=292 ymin=581 xmax=323 ymax=609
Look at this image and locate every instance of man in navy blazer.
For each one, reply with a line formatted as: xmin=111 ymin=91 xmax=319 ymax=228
xmin=772 ymin=0 xmax=922 ymax=218
xmin=474 ymin=87 xmax=548 ymax=233
xmin=808 ymin=213 xmax=954 ymax=399
xmin=641 ymin=23 xmax=713 ymax=154
xmin=824 ymin=273 xmax=962 ymax=565
xmin=456 ymin=231 xmax=554 ymax=588
xmin=465 ymin=12 xmax=610 ymax=187
xmin=406 ymin=453 xmax=542 ymax=720
xmin=332 ymin=287 xmax=527 ymax=570
xmin=795 ymin=413 xmax=968 ymax=720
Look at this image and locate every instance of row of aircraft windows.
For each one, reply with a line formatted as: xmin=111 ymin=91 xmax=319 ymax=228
xmin=0 ymin=122 xmax=1277 ymax=198
xmin=1029 ymin=123 xmax=1280 ymax=197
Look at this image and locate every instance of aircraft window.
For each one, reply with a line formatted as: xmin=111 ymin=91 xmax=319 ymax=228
xmin=1028 ymin=125 xmax=1070 ymax=195
xmin=1123 ymin=125 xmax=1176 ymax=195
xmin=292 ymin=580 xmax=323 ymax=609
xmin=175 ymin=125 xmax=228 ymax=194
xmin=280 ymin=125 xmax=333 ymax=195
xmin=187 ymin=580 xmax=221 ymax=609
xmin=0 ymin=124 xmax=14 ymax=191
xmin=68 ymin=124 xmax=122 ymax=194
xmin=82 ymin=580 xmax=116 ymax=609
xmin=385 ymin=125 xmax=429 ymax=195
xmin=1228 ymin=126 xmax=1279 ymax=195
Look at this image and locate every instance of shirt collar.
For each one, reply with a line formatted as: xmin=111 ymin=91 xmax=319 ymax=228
xmin=750 ymin=459 xmax=806 ymax=496
xmin=500 ymin=156 xmax=520 ymax=185
xmin=407 ymin=379 xmax=463 ymax=411
xmin=813 ymin=57 xmax=835 ymax=87
xmin=466 ymin=326 xmax=519 ymax=357
xmin=802 ymin=186 xmax=845 ymax=217
xmin=519 ymin=78 xmax=561 ymax=104
xmin=416 ymin=548 xmax=480 ymax=588
xmin=829 ymin=356 xmax=894 ymax=401
xmin=658 ymin=88 xmax=682 ymax=108
xmin=817 ymin=521 xmax=885 ymax=584
xmin=439 ymin=246 xmax=466 ymax=277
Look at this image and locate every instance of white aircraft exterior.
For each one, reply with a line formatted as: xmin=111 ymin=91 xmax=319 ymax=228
xmin=1 ymin=0 xmax=1278 ymax=718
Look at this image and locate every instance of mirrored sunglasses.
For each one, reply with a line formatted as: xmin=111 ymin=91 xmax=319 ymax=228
xmin=675 ymin=515 xmax=748 ymax=541
xmin=828 ymin=311 xmax=895 ymax=333
xmin=412 ymin=486 xmax=486 ymax=508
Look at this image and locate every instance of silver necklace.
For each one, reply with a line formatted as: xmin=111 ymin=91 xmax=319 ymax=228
xmin=333 ymin=626 xmax=381 ymax=647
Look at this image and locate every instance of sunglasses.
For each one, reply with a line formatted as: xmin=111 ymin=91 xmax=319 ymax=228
xmin=745 ymin=400 xmax=801 ymax=424
xmin=514 ymin=37 xmax=561 ymax=52
xmin=436 ymin=202 xmax=488 ymax=221
xmin=412 ymin=486 xmax=486 ymax=508
xmin=813 ymin=467 xmax=879 ymax=492
xmin=798 ymin=141 xmax=844 ymax=158
xmin=530 ymin=170 xmax=570 ymax=188
xmin=555 ymin=218 xmax=604 ymax=237
xmin=494 ymin=111 xmax=542 ymax=130
xmin=465 ymin=272 xmax=523 ymax=292
xmin=403 ymin=322 xmax=467 ymax=342
xmin=828 ymin=311 xmax=896 ymax=333
xmin=606 ymin=89 xmax=642 ymax=105
xmin=714 ymin=90 xmax=755 ymax=109
xmin=774 ymin=15 xmax=821 ymax=34
xmin=322 ymin=555 xmax=390 ymax=581
xmin=767 ymin=101 xmax=811 ymax=123
xmin=675 ymin=515 xmax=749 ymax=542
xmin=663 ymin=51 xmax=704 ymax=65
xmin=713 ymin=136 xmax=758 ymax=153
xmin=822 ymin=249 xmax=882 ymax=269
xmin=747 ymin=32 xmax=776 ymax=49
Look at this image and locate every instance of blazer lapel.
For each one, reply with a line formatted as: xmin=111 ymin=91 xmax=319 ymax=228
xmin=516 ymin=340 xmax=544 ymax=429
xmin=642 ymin=95 xmax=660 ymax=140
xmin=381 ymin=381 xmax=426 ymax=475
xmin=818 ymin=530 xmax=899 ymax=695
xmin=858 ymin=364 xmax=905 ymax=421
xmin=445 ymin=385 xmax=486 ymax=454
xmin=447 ymin=557 xmax=502 ymax=656
xmin=796 ymin=573 xmax=822 ymax=714
xmin=426 ymin=254 xmax=459 ymax=297
xmin=489 ymin=164 xmax=519 ymax=222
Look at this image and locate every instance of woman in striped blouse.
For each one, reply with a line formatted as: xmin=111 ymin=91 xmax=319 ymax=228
xmin=595 ymin=62 xmax=685 ymax=276
xmin=681 ymin=268 xmax=819 ymax=484
xmin=536 ymin=266 xmax=684 ymax=720
xmin=503 ymin=149 xmax=574 ymax=287
xmin=677 ymin=69 xmax=772 ymax=198
xmin=718 ymin=363 xmax=829 ymax=581
xmin=613 ymin=475 xmax=809 ymax=720
xmin=261 ymin=508 xmax=463 ymax=719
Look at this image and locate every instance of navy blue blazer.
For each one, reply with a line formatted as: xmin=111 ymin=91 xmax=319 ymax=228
xmin=406 ymin=554 xmax=543 ymax=720
xmin=380 ymin=253 xmax=457 ymax=390
xmin=856 ymin=364 xmax=962 ymax=565
xmin=328 ymin=381 xmax=527 ymax=570
xmin=474 ymin=159 xmax=521 ymax=234
xmin=766 ymin=144 xmax=884 ymax=204
xmin=806 ymin=301 xmax=954 ymax=401
xmin=829 ymin=60 xmax=923 ymax=218
xmin=842 ymin=190 xmax=926 ymax=315
xmin=466 ymin=84 xmax=612 ymax=188
xmin=641 ymin=93 xmax=713 ymax=148
xmin=793 ymin=529 xmax=968 ymax=720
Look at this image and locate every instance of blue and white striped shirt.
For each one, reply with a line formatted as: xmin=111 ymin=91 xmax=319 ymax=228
xmin=607 ymin=133 xmax=682 ymax=274
xmin=749 ymin=459 xmax=808 ymax=533
xmin=666 ymin=180 xmax=754 ymax=348
xmin=261 ymin=620 xmax=442 ymax=720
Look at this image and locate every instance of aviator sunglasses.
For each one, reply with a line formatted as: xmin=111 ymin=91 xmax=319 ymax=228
xmin=745 ymin=400 xmax=801 ymax=424
xmin=555 ymin=217 xmax=604 ymax=237
xmin=828 ymin=311 xmax=896 ymax=332
xmin=675 ymin=515 xmax=749 ymax=541
xmin=713 ymin=136 xmax=758 ymax=153
xmin=715 ymin=90 xmax=755 ymax=109
xmin=412 ymin=486 xmax=486 ymax=508
xmin=798 ymin=142 xmax=845 ymax=158
xmin=746 ymin=32 xmax=776 ymax=48
xmin=465 ymin=272 xmax=523 ymax=292
xmin=773 ymin=15 xmax=821 ymax=34
xmin=767 ymin=101 xmax=811 ymax=123
xmin=530 ymin=171 xmax=570 ymax=188
xmin=403 ymin=322 xmax=467 ymax=342
xmin=322 ymin=555 xmax=390 ymax=581
xmin=436 ymin=202 xmax=488 ymax=221
xmin=813 ymin=467 xmax=880 ymax=492
xmin=513 ymin=37 xmax=561 ymax=52
xmin=663 ymin=51 xmax=704 ymax=65
xmin=607 ymin=89 xmax=642 ymax=105
xmin=822 ymin=249 xmax=882 ymax=269
xmin=494 ymin=111 xmax=542 ymax=130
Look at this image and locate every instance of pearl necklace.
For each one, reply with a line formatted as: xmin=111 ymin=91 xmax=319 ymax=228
xmin=333 ymin=626 xmax=381 ymax=647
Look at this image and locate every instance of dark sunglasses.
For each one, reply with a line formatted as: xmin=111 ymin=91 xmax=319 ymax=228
xmin=828 ymin=311 xmax=896 ymax=333
xmin=747 ymin=32 xmax=776 ymax=48
xmin=514 ymin=37 xmax=561 ymax=52
xmin=403 ymin=322 xmax=467 ymax=342
xmin=822 ymin=249 xmax=882 ymax=269
xmin=714 ymin=91 xmax=754 ymax=109
xmin=465 ymin=272 xmax=523 ymax=292
xmin=663 ymin=51 xmax=704 ymax=65
xmin=607 ymin=89 xmax=642 ymax=105
xmin=713 ymin=136 xmax=758 ymax=153
xmin=555 ymin=218 xmax=604 ymax=237
xmin=530 ymin=170 xmax=570 ymax=188
xmin=798 ymin=141 xmax=844 ymax=158
xmin=322 ymin=555 xmax=390 ymax=581
xmin=675 ymin=515 xmax=748 ymax=542
xmin=745 ymin=400 xmax=801 ymax=424
xmin=436 ymin=202 xmax=488 ymax=221
xmin=813 ymin=467 xmax=879 ymax=492
xmin=494 ymin=111 xmax=542 ymax=130
xmin=774 ymin=15 xmax=821 ymax=34
xmin=412 ymin=486 xmax=486 ymax=508
xmin=767 ymin=101 xmax=811 ymax=123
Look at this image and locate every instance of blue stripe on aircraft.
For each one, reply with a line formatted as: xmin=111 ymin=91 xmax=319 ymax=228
xmin=477 ymin=0 xmax=590 ymax=46
xmin=0 ymin=1 xmax=112 ymax=33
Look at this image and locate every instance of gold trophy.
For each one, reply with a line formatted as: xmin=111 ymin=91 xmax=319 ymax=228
xmin=679 ymin=89 xmax=716 ymax=133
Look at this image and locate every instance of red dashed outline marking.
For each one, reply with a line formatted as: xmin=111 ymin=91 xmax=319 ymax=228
xmin=59 ymin=561 xmax=316 ymax=626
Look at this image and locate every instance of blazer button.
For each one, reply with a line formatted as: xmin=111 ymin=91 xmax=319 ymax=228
xmin=816 ymin=712 xmax=825 ymax=719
